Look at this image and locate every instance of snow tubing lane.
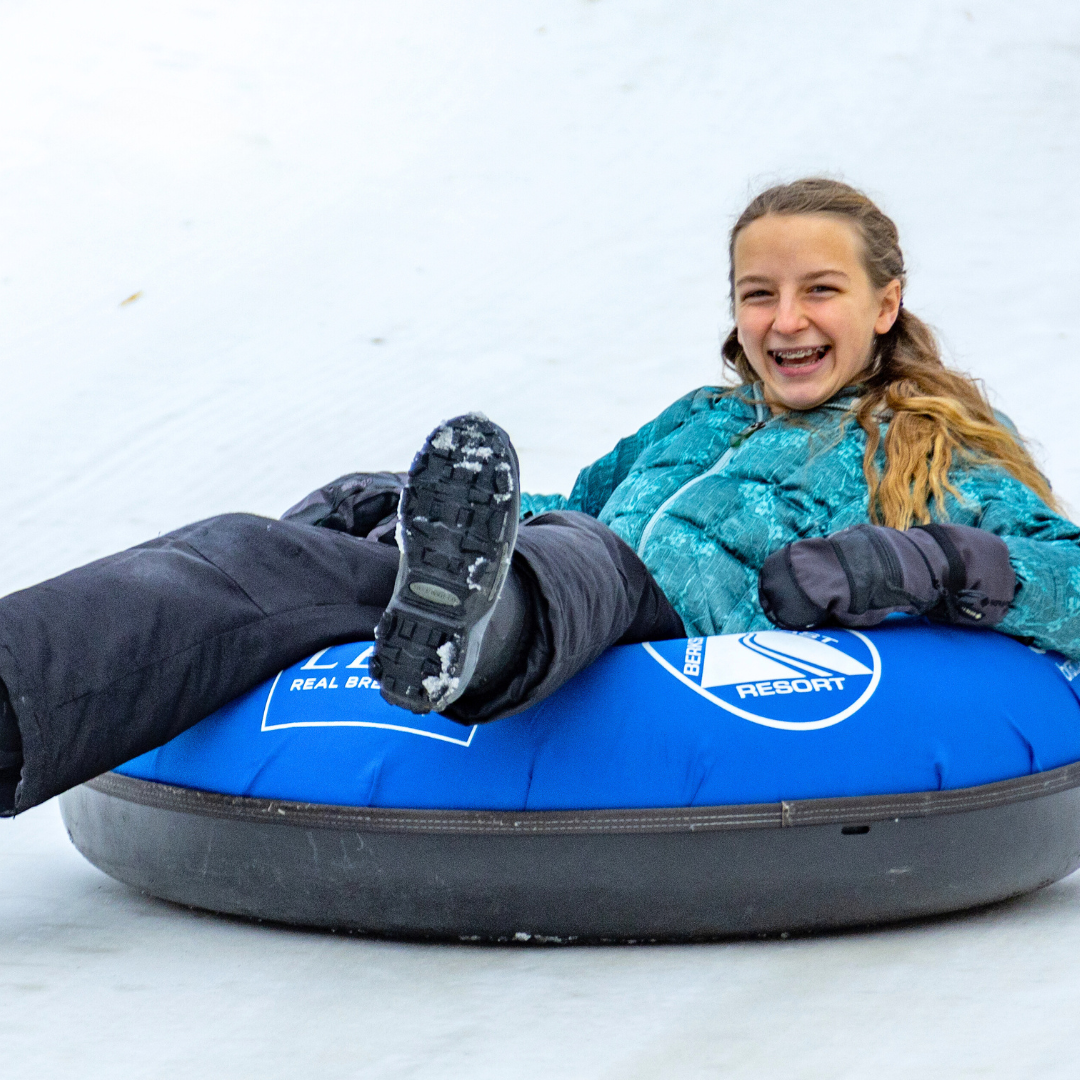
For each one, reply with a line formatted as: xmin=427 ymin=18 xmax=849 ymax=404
xmin=60 ymin=621 xmax=1080 ymax=941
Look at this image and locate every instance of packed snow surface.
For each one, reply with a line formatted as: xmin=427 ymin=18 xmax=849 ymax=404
xmin=3 ymin=0 xmax=1080 ymax=1077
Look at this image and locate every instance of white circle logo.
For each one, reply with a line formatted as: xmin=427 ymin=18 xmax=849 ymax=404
xmin=643 ymin=629 xmax=881 ymax=730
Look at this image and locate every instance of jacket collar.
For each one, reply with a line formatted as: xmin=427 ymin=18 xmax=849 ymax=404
xmin=749 ymin=381 xmax=862 ymax=420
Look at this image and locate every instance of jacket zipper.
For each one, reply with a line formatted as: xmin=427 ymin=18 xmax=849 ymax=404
xmin=636 ymin=384 xmax=771 ymax=558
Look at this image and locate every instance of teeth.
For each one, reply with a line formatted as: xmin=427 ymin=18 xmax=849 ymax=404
xmin=771 ymin=346 xmax=829 ymax=365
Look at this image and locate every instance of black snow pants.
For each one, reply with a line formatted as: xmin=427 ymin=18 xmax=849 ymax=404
xmin=0 ymin=510 xmax=682 ymax=814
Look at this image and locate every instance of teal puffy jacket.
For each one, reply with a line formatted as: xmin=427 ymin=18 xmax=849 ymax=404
xmin=520 ymin=384 xmax=1080 ymax=659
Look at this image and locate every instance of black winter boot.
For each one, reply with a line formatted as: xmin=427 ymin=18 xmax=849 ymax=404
xmin=372 ymin=414 xmax=521 ymax=714
xmin=280 ymin=471 xmax=408 ymax=543
xmin=449 ymin=566 xmax=534 ymax=705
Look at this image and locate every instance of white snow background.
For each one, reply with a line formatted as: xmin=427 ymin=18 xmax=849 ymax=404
xmin=2 ymin=0 xmax=1080 ymax=1076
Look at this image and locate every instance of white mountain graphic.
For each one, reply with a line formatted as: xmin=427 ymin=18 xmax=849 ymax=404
xmin=700 ymin=631 xmax=873 ymax=689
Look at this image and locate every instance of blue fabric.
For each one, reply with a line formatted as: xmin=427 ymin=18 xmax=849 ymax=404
xmin=118 ymin=623 xmax=1080 ymax=810
xmin=519 ymin=386 xmax=1080 ymax=659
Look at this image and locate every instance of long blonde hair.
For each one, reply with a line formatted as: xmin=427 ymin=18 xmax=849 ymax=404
xmin=720 ymin=178 xmax=1058 ymax=529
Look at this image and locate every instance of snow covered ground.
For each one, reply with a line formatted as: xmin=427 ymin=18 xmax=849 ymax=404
xmin=2 ymin=0 xmax=1080 ymax=1075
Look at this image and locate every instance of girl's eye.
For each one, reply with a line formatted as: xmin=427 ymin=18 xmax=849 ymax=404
xmin=808 ymin=284 xmax=838 ymax=295
xmin=740 ymin=289 xmax=772 ymax=301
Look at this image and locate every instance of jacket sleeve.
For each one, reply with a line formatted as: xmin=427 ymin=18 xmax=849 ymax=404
xmin=520 ymin=388 xmax=709 ymax=520
xmin=966 ymin=470 xmax=1080 ymax=660
xmin=520 ymin=492 xmax=571 ymax=517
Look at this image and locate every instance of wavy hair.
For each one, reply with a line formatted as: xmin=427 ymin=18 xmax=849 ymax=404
xmin=720 ymin=178 xmax=1058 ymax=528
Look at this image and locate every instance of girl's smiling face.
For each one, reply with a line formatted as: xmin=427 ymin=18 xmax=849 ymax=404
xmin=733 ymin=213 xmax=902 ymax=412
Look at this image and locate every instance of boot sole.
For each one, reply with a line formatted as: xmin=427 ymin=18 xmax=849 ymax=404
xmin=372 ymin=414 xmax=520 ymax=714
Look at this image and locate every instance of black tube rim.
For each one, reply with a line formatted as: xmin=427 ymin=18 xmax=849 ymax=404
xmin=85 ymin=758 xmax=1080 ymax=835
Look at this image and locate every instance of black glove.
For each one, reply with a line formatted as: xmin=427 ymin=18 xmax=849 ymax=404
xmin=281 ymin=471 xmax=408 ymax=543
xmin=759 ymin=523 xmax=1016 ymax=631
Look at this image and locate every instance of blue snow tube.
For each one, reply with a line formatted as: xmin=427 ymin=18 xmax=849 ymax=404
xmin=61 ymin=621 xmax=1080 ymax=941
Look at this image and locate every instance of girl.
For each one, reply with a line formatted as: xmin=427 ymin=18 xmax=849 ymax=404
xmin=370 ymin=178 xmax=1075 ymax=718
xmin=0 ymin=178 xmax=1074 ymax=816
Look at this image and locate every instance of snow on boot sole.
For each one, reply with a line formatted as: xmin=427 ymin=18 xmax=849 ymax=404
xmin=372 ymin=413 xmax=519 ymax=714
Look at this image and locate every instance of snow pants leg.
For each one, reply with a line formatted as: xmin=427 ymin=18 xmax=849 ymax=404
xmin=0 ymin=509 xmax=682 ymax=813
xmin=445 ymin=510 xmax=685 ymax=724
xmin=0 ymin=514 xmax=401 ymax=813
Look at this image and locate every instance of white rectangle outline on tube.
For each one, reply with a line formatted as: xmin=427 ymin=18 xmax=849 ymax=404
xmin=259 ymin=670 xmax=478 ymax=747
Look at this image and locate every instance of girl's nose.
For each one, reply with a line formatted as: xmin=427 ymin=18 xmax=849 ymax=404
xmin=773 ymin=292 xmax=809 ymax=335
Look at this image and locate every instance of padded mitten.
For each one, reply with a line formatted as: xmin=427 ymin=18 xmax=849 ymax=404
xmin=759 ymin=523 xmax=1016 ymax=631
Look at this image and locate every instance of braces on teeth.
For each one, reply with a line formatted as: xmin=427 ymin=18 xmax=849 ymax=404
xmin=771 ymin=346 xmax=830 ymax=365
